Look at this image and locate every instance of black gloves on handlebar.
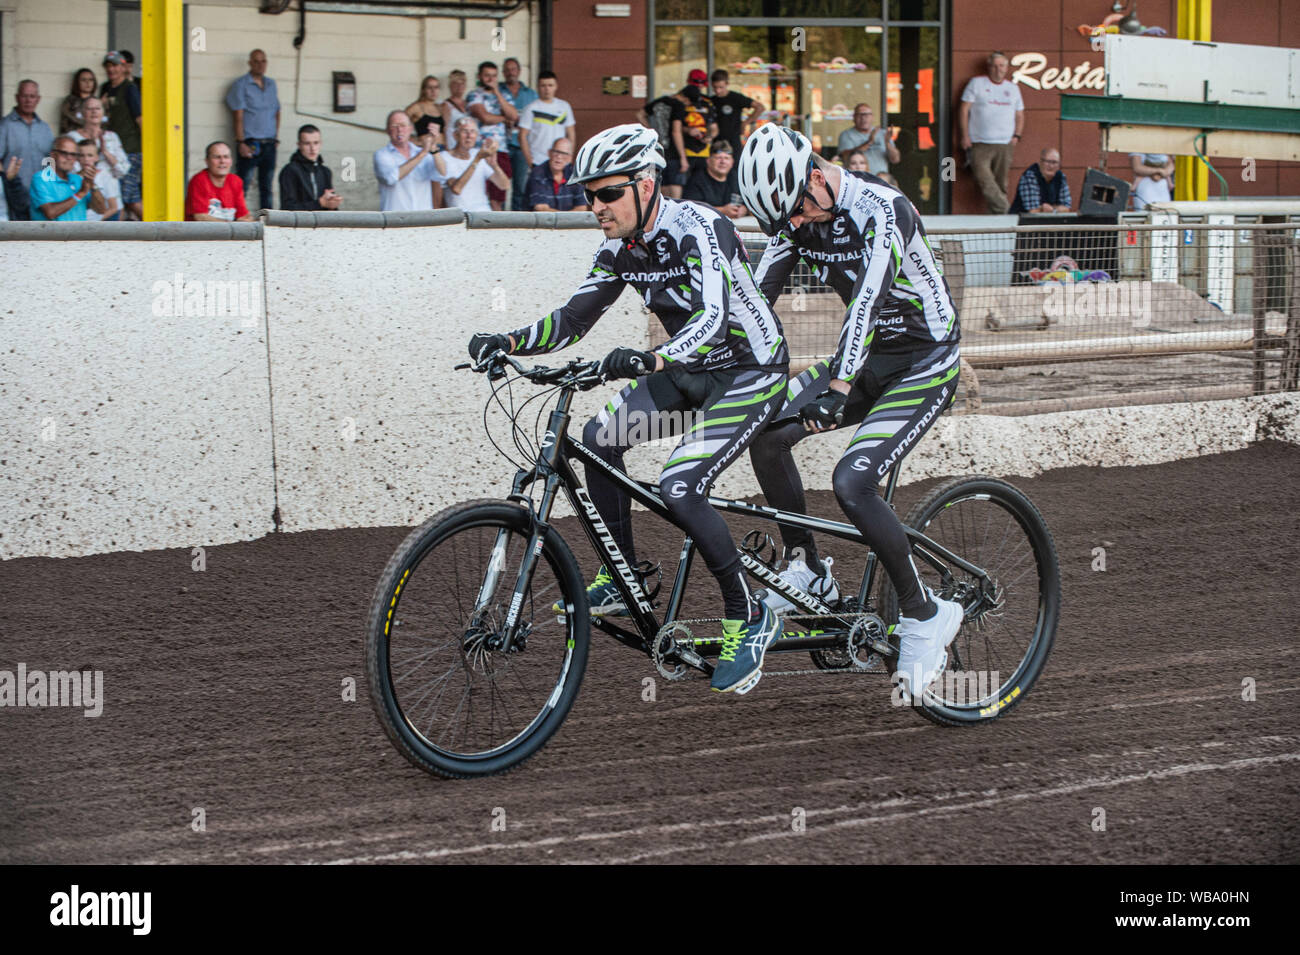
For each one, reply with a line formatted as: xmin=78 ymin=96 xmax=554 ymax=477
xmin=801 ymin=388 xmax=848 ymax=429
xmin=600 ymin=347 xmax=656 ymax=380
xmin=469 ymin=332 xmax=512 ymax=363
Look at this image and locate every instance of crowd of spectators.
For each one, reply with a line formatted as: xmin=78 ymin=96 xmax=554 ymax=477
xmin=1 ymin=49 xmax=143 ymax=222
xmin=0 ymin=51 xmax=588 ymax=221
xmin=1 ymin=45 xmax=1184 ymax=224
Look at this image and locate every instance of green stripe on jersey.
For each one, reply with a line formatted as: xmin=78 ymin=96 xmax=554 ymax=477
xmin=710 ymin=379 xmax=785 ymax=410
xmin=881 ymin=363 xmax=959 ymax=397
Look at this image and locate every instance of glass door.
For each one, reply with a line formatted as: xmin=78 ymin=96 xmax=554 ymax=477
xmin=887 ymin=25 xmax=940 ymax=214
xmin=711 ymin=25 xmax=883 ymax=155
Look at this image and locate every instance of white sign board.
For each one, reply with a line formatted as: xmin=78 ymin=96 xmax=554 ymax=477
xmin=1150 ymin=212 xmax=1179 ymax=285
xmin=1105 ymin=35 xmax=1212 ymax=102
xmin=1206 ymin=214 xmax=1235 ymax=312
xmin=1106 ymin=35 xmax=1299 ymax=109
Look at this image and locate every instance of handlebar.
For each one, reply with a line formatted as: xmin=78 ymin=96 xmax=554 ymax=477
xmin=456 ymin=351 xmax=606 ymax=391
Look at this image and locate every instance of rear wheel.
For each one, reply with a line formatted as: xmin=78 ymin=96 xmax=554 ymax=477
xmin=365 ymin=500 xmax=590 ymax=778
xmin=881 ymin=476 xmax=1060 ymax=726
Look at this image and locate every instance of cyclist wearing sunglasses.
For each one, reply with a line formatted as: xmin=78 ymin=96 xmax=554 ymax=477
xmin=468 ymin=123 xmax=788 ymax=694
xmin=737 ymin=123 xmax=963 ymax=703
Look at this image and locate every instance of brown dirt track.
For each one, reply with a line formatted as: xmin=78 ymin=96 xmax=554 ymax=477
xmin=2 ymin=442 xmax=1298 ymax=865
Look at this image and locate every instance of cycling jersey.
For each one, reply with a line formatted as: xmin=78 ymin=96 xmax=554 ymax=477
xmin=755 ymin=170 xmax=959 ymax=381
xmin=509 ymin=196 xmax=788 ymax=373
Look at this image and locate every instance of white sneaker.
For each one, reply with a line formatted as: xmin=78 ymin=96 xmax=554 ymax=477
xmin=763 ymin=556 xmax=840 ymax=615
xmin=893 ymin=591 xmax=965 ymax=703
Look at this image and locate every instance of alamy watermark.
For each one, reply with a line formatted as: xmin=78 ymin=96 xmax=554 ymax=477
xmin=590 ymin=409 xmax=708 ymax=448
xmin=891 ymin=668 xmax=1000 ymax=708
xmin=151 ymin=271 xmax=262 ymax=326
xmin=49 ymin=885 xmax=150 ymax=935
xmin=1040 ymin=280 xmax=1153 ymax=327
xmin=1 ymin=663 xmax=103 ymax=717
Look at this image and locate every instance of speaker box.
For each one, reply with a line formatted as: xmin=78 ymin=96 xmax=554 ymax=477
xmin=1078 ymin=167 xmax=1131 ymax=215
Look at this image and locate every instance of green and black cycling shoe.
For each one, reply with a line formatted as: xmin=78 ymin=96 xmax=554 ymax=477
xmin=554 ymin=565 xmax=628 ymax=618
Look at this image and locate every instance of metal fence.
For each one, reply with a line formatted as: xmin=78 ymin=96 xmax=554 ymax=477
xmin=653 ymin=220 xmax=1300 ymax=415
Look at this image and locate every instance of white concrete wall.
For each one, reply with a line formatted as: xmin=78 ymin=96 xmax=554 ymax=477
xmin=4 ymin=220 xmax=1300 ymax=560
xmin=0 ymin=236 xmax=276 ymax=559
xmin=1 ymin=0 xmax=536 ymax=210
xmin=260 ymin=223 xmax=645 ymax=532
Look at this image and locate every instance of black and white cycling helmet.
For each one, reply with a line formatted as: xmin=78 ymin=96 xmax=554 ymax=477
xmin=571 ymin=124 xmax=666 ymax=185
xmin=738 ymin=123 xmax=815 ymax=236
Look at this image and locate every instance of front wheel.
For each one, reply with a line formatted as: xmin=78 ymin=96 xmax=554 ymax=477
xmin=881 ymin=476 xmax=1061 ymax=726
xmin=365 ymin=500 xmax=591 ymax=778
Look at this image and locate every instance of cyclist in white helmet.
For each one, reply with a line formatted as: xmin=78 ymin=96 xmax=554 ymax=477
xmin=468 ymin=124 xmax=789 ymax=694
xmin=737 ymin=123 xmax=964 ymax=702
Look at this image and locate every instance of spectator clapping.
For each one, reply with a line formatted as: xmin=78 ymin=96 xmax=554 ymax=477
xmin=436 ymin=116 xmax=508 ymax=212
xmin=374 ymin=109 xmax=444 ymax=212
xmin=30 ymin=135 xmax=107 ymax=221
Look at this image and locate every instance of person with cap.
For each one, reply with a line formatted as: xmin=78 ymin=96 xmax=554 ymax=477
xmin=637 ymin=75 xmax=716 ymax=200
xmin=679 ymin=69 xmax=718 ymax=176
xmin=467 ymin=123 xmax=789 ymax=695
xmin=99 ymin=52 xmax=141 ymax=219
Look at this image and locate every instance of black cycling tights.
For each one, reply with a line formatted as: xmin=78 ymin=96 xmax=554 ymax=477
xmin=582 ymin=364 xmax=786 ymax=621
xmin=750 ymin=343 xmax=960 ymax=617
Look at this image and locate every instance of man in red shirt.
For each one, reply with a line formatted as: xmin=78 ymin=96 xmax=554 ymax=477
xmin=186 ymin=141 xmax=255 ymax=221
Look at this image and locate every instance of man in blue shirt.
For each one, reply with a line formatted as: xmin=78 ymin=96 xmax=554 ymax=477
xmin=29 ymin=135 xmax=107 ymax=220
xmin=525 ymin=138 xmax=588 ymax=212
xmin=500 ymin=57 xmax=536 ymax=211
xmin=0 ymin=79 xmax=55 ymax=214
xmin=226 ymin=49 xmax=281 ymax=211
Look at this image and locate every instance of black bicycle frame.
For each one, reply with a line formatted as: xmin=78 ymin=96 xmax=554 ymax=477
xmin=499 ymin=382 xmax=989 ymax=656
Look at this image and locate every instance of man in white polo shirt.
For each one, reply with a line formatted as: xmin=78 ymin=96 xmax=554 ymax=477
xmin=958 ymin=51 xmax=1024 ymax=214
xmin=373 ymin=109 xmax=444 ymax=211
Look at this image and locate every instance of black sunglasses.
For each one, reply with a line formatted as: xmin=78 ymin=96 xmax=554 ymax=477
xmin=584 ymin=178 xmax=638 ymax=206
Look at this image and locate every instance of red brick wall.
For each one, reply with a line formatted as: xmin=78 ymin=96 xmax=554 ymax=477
xmin=949 ymin=0 xmax=1295 ymax=213
xmin=552 ymin=1 xmax=649 ymax=151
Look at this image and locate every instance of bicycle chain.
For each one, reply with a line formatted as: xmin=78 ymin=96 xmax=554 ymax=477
xmin=650 ymin=611 xmax=891 ymax=682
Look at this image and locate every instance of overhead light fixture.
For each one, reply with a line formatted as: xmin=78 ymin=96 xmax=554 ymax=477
xmin=594 ymin=3 xmax=631 ymax=16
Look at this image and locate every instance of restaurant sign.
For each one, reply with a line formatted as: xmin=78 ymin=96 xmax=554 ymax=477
xmin=1010 ymin=54 xmax=1105 ymax=91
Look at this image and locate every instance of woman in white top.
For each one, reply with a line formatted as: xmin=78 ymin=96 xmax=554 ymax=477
xmin=75 ymin=97 xmax=131 ymax=181
xmin=441 ymin=70 xmax=472 ymax=139
xmin=435 ymin=116 xmax=509 ymax=212
xmin=1130 ymin=153 xmax=1175 ymax=210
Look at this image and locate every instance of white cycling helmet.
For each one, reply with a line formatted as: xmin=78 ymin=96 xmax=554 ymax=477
xmin=571 ymin=124 xmax=666 ymax=185
xmin=738 ymin=124 xmax=815 ymax=236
